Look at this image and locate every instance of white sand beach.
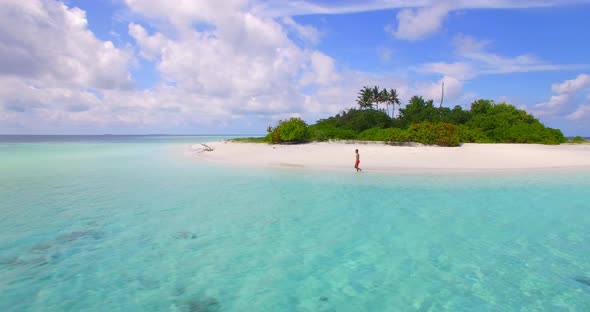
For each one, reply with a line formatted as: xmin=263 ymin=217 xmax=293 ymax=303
xmin=195 ymin=141 xmax=590 ymax=173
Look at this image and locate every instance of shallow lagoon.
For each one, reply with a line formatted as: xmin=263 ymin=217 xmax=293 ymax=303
xmin=1 ymin=136 xmax=589 ymax=311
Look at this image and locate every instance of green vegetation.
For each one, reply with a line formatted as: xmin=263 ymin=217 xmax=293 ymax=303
xmin=568 ymin=136 xmax=590 ymax=144
xmin=241 ymin=86 xmax=568 ymax=146
xmin=408 ymin=122 xmax=460 ymax=147
xmin=265 ymin=117 xmax=309 ymax=144
xmin=462 ymin=100 xmax=565 ymax=144
xmin=230 ymin=137 xmax=266 ymax=143
xmin=357 ymin=86 xmax=401 ymax=117
xmin=312 ymin=109 xmax=392 ymax=133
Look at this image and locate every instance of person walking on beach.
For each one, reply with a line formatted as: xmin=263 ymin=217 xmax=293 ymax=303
xmin=355 ymin=149 xmax=362 ymax=172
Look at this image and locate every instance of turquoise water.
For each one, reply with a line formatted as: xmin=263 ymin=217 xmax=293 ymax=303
xmin=1 ymin=136 xmax=590 ymax=311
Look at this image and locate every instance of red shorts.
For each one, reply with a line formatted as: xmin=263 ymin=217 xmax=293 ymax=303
xmin=355 ymin=160 xmax=360 ymax=166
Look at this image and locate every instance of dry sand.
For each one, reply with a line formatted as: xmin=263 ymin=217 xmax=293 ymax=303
xmin=194 ymin=141 xmax=590 ymax=174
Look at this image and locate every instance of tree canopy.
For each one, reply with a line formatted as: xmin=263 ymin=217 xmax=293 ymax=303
xmin=263 ymin=87 xmax=566 ymax=146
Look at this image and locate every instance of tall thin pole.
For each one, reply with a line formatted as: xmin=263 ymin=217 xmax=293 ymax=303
xmin=439 ymin=81 xmax=445 ymax=108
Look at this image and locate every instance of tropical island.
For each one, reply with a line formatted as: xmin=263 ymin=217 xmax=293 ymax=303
xmin=198 ymin=87 xmax=590 ymax=173
xmin=235 ymin=86 xmax=587 ymax=146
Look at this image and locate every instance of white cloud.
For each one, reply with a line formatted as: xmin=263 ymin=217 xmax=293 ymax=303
xmin=551 ymin=74 xmax=590 ymax=94
xmin=128 ymin=23 xmax=167 ymax=61
xmin=0 ymin=2 xmax=386 ymax=131
xmin=534 ymin=74 xmax=590 ymax=119
xmin=257 ymin=1 xmax=590 ymax=41
xmin=2 ymin=0 xmax=356 ymax=132
xmin=254 ymin=0 xmax=413 ymax=17
xmin=281 ymin=16 xmax=321 ymax=45
xmin=302 ymin=71 xmax=411 ymax=118
xmin=567 ymin=104 xmax=590 ymax=121
xmin=128 ymin=16 xmax=307 ymax=101
xmin=0 ymin=77 xmax=100 ymax=114
xmin=255 ymin=0 xmax=590 ymax=17
xmin=534 ymin=94 xmax=571 ymax=114
xmin=386 ymin=3 xmax=452 ymax=41
xmin=124 ymin=0 xmax=248 ymax=26
xmin=0 ymin=0 xmax=138 ymax=132
xmin=0 ymin=0 xmax=134 ymax=90
xmin=414 ymin=76 xmax=463 ymax=104
xmin=0 ymin=78 xmax=256 ymax=129
xmin=454 ymin=33 xmax=491 ymax=54
xmin=416 ymin=62 xmax=475 ymax=80
xmin=300 ymin=51 xmax=340 ymax=86
xmin=11 ymin=0 xmax=581 ymax=133
xmin=417 ymin=34 xmax=590 ymax=79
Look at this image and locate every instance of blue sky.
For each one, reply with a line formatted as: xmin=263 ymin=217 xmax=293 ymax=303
xmin=1 ymin=0 xmax=590 ymax=135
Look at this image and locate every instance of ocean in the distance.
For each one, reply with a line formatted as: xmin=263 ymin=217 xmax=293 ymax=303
xmin=1 ymin=135 xmax=590 ymax=311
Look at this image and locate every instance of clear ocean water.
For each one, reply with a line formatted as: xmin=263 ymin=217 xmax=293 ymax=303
xmin=1 ymin=135 xmax=589 ymax=311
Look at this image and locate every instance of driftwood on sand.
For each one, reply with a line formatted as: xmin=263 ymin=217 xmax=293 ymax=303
xmin=194 ymin=143 xmax=215 ymax=153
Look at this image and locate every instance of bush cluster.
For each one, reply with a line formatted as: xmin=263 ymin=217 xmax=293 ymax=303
xmin=407 ymin=122 xmax=460 ymax=146
xmin=308 ymin=125 xmax=357 ymax=141
xmin=314 ymin=109 xmax=392 ymax=133
xmin=357 ymin=128 xmax=398 ymax=142
xmin=494 ymin=124 xmax=565 ymax=145
xmin=569 ymin=136 xmax=590 ymax=144
xmin=260 ymin=98 xmax=568 ymax=146
xmin=265 ymin=117 xmax=309 ymax=144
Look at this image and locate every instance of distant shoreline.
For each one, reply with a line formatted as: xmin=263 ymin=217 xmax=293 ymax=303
xmin=196 ymin=141 xmax=590 ymax=174
xmin=0 ymin=134 xmax=255 ymax=143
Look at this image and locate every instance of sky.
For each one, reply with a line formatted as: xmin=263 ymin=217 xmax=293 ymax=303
xmin=1 ymin=0 xmax=590 ymax=135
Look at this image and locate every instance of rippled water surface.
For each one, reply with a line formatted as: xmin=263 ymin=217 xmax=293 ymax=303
xmin=1 ymin=136 xmax=589 ymax=311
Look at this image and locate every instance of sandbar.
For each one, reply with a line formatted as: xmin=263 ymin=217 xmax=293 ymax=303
xmin=195 ymin=141 xmax=590 ymax=174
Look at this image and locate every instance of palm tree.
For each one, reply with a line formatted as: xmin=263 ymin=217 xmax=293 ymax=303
xmin=387 ymin=88 xmax=401 ymax=118
xmin=372 ymin=86 xmax=381 ymax=111
xmin=380 ymin=89 xmax=389 ymax=115
xmin=357 ymin=86 xmax=373 ymax=110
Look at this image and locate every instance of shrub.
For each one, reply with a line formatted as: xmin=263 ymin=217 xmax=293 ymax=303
xmin=279 ymin=117 xmax=308 ymax=142
xmin=543 ymin=128 xmax=567 ymax=145
xmin=496 ymin=123 xmax=566 ymax=145
xmin=265 ymin=126 xmax=281 ymax=144
xmin=307 ymin=126 xmax=329 ymax=142
xmin=456 ymin=125 xmax=490 ymax=143
xmin=357 ymin=128 xmax=399 ymax=141
xmin=409 ymin=122 xmax=461 ymax=147
xmin=308 ymin=125 xmax=357 ymax=141
xmin=265 ymin=117 xmax=309 ymax=144
xmin=569 ymin=136 xmax=589 ymax=144
xmin=388 ymin=128 xmax=412 ymax=144
xmin=231 ymin=137 xmax=266 ymax=143
xmin=465 ymin=101 xmax=545 ymax=143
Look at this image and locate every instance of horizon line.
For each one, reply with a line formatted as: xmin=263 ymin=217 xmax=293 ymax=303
xmin=0 ymin=134 xmax=266 ymax=137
